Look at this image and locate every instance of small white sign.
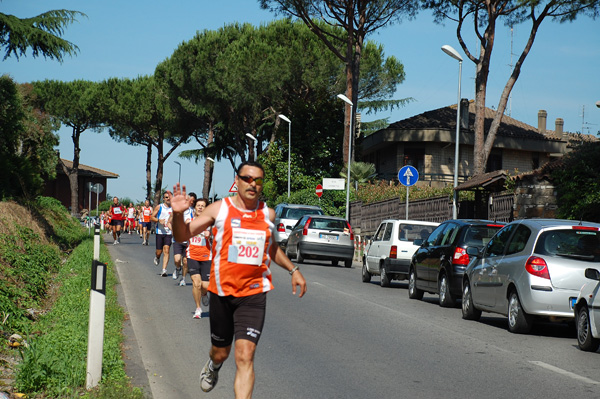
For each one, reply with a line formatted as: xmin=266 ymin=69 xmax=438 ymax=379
xmin=323 ymin=178 xmax=345 ymax=190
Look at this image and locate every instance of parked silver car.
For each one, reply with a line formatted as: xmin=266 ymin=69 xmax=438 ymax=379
xmin=285 ymin=215 xmax=355 ymax=267
xmin=462 ymin=218 xmax=600 ymax=333
xmin=362 ymin=220 xmax=439 ymax=287
xmin=273 ymin=203 xmax=324 ymax=246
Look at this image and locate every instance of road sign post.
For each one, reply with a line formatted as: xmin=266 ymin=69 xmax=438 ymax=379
xmin=316 ymin=184 xmax=323 ymax=200
xmin=398 ymin=165 xmax=419 ymax=220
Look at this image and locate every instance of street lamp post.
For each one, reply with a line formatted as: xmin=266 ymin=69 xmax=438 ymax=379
xmin=441 ymin=44 xmax=463 ymax=220
xmin=337 ymin=94 xmax=353 ymax=221
xmin=245 ymin=133 xmax=257 ymax=161
xmin=278 ymin=114 xmax=292 ymax=198
xmin=174 ymin=161 xmax=182 ymax=184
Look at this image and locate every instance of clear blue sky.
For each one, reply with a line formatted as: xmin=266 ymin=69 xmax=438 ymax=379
xmin=3 ymin=1 xmax=599 ymax=202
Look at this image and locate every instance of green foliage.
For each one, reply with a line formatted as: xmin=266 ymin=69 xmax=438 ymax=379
xmin=340 ymin=162 xmax=377 ymax=185
xmin=0 ymin=224 xmax=61 ymax=334
xmin=0 ymin=76 xmax=59 ymax=200
xmin=552 ymin=142 xmax=600 ymax=222
xmin=15 ymin=239 xmax=128 ymax=397
xmin=0 ymin=9 xmax=84 ymax=61
xmin=354 ymin=180 xmax=457 ymax=204
xmin=33 ymin=196 xmax=87 ymax=249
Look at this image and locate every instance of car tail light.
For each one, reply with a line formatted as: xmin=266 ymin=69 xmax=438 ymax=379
xmin=452 ymin=247 xmax=469 ymax=265
xmin=525 ymin=256 xmax=550 ymax=279
xmin=277 ymin=223 xmax=285 ymax=232
xmin=572 ymin=226 xmax=599 ymax=231
xmin=302 ymin=217 xmax=312 ymax=236
xmin=389 ymin=245 xmax=397 ymax=259
xmin=346 ymin=222 xmax=354 ymax=241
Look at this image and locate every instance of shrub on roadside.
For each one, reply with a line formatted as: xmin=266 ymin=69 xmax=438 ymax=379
xmin=32 ymin=196 xmax=87 ymax=249
xmin=15 ymin=239 xmax=132 ymax=397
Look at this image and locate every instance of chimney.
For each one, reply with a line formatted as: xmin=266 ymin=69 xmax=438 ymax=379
xmin=555 ymin=118 xmax=568 ymax=140
xmin=538 ymin=110 xmax=547 ymax=133
xmin=459 ymin=98 xmax=469 ymax=129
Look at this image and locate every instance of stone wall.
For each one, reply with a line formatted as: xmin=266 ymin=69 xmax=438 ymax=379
xmin=513 ymin=173 xmax=558 ymax=219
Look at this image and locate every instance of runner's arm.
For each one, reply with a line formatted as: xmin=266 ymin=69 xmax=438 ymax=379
xmin=150 ymin=205 xmax=160 ymax=223
xmin=172 ymin=183 xmax=217 ymax=242
xmin=268 ymin=208 xmax=307 ymax=298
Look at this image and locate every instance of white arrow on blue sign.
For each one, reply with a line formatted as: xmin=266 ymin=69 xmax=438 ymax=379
xmin=398 ymin=165 xmax=419 ymax=187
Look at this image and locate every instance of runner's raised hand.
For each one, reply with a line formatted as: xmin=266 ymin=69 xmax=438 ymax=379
xmin=171 ymin=183 xmax=188 ymax=214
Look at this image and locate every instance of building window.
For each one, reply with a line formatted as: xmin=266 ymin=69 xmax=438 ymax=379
xmin=532 ymin=153 xmax=540 ymax=170
xmin=486 ymin=149 xmax=503 ymax=172
xmin=404 ymin=148 xmax=425 ymax=174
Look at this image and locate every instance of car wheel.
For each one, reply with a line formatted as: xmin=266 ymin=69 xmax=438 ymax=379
xmin=285 ymin=243 xmax=293 ymax=259
xmin=362 ymin=260 xmax=371 ymax=283
xmin=296 ymin=245 xmax=304 ymax=264
xmin=408 ymin=268 xmax=423 ymax=300
xmin=380 ymin=264 xmax=391 ymax=287
xmin=344 ymin=259 xmax=352 ymax=268
xmin=462 ymin=280 xmax=481 ymax=321
xmin=576 ymin=305 xmax=600 ymax=352
xmin=507 ymin=290 xmax=532 ymax=334
xmin=331 ymin=259 xmax=338 ymax=266
xmin=439 ymin=273 xmax=456 ymax=307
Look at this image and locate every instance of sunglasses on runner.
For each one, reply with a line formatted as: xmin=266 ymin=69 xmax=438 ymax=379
xmin=237 ymin=175 xmax=264 ymax=186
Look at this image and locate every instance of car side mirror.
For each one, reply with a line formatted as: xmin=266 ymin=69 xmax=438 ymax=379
xmin=585 ymin=268 xmax=600 ymax=281
xmin=286 ymin=226 xmax=292 ymax=230
xmin=413 ymin=239 xmax=423 ymax=246
xmin=466 ymin=246 xmax=481 ymax=257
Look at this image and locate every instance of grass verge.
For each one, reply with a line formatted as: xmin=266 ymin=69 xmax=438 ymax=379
xmin=0 ymin=198 xmax=144 ymax=398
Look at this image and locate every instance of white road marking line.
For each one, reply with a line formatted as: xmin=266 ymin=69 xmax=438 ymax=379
xmin=530 ymin=361 xmax=599 ymax=385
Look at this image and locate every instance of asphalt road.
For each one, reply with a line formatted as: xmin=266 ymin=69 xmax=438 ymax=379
xmin=108 ymin=232 xmax=600 ymax=399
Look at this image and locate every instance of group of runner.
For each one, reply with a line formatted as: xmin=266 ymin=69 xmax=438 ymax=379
xmin=109 ymin=191 xmax=213 ymax=320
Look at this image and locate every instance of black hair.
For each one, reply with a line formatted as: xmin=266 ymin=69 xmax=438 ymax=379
xmin=188 ymin=192 xmax=197 ymax=201
xmin=236 ymin=161 xmax=265 ymax=176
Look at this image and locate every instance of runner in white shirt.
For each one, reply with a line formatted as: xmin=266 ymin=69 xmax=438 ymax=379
xmin=151 ymin=192 xmax=173 ymax=277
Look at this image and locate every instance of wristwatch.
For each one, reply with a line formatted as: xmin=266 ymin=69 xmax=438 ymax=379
xmin=289 ymin=265 xmax=299 ymax=275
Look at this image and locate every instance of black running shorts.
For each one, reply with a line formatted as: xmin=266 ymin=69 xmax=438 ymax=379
xmin=187 ymin=258 xmax=210 ymax=281
xmin=156 ymin=234 xmax=172 ymax=248
xmin=110 ymin=219 xmax=124 ymax=227
xmin=172 ymin=241 xmax=188 ymax=256
xmin=209 ymin=293 xmax=267 ymax=347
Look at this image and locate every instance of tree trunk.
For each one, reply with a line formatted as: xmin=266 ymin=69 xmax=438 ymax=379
xmin=202 ymin=123 xmax=215 ymax=200
xmin=68 ymin=126 xmax=82 ymax=216
xmin=153 ymin=134 xmax=164 ymax=206
xmin=145 ymin=141 xmax=153 ymax=202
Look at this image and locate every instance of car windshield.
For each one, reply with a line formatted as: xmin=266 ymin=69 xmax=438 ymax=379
xmin=398 ymin=224 xmax=437 ymax=242
xmin=464 ymin=225 xmax=503 ymax=247
xmin=283 ymin=208 xmax=323 ymax=219
xmin=535 ymin=229 xmax=600 ymax=262
xmin=309 ymin=218 xmax=347 ymax=232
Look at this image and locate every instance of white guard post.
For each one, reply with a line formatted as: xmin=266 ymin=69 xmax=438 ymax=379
xmin=86 ymin=226 xmax=106 ymax=389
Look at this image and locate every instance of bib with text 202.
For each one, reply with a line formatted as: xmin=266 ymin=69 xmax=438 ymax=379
xmin=228 ymin=228 xmax=266 ymax=266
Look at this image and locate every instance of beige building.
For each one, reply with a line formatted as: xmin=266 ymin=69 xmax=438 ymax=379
xmin=360 ymin=100 xmax=597 ymax=187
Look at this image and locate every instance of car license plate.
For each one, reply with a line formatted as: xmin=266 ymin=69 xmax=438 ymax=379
xmin=569 ymin=297 xmax=577 ymax=310
xmin=319 ymin=233 xmax=338 ymax=240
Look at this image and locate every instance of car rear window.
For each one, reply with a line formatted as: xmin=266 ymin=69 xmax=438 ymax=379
xmin=309 ymin=218 xmax=347 ymax=231
xmin=399 ymin=224 xmax=437 ymax=242
xmin=535 ymin=229 xmax=600 ymax=262
xmin=464 ymin=225 xmax=504 ymax=247
xmin=282 ymin=207 xmax=323 ymax=219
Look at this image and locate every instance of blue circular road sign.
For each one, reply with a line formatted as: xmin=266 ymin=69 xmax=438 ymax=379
xmin=398 ymin=165 xmax=419 ymax=187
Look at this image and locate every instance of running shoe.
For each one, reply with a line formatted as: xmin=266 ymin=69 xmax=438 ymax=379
xmin=113 ymin=240 xmax=118 ymax=245
xmin=153 ymin=256 xmax=159 ymax=266
xmin=172 ymin=268 xmax=179 ymax=280
xmin=193 ymin=308 xmax=201 ymax=319
xmin=117 ymin=238 xmax=121 ymax=244
xmin=161 ymin=269 xmax=167 ymax=277
xmin=200 ymin=359 xmax=219 ymax=392
xmin=201 ymin=294 xmax=209 ymax=308
xmin=179 ymin=278 xmax=186 ymax=286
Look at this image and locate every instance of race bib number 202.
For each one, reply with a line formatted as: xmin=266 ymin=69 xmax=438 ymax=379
xmin=228 ymin=228 xmax=266 ymax=266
